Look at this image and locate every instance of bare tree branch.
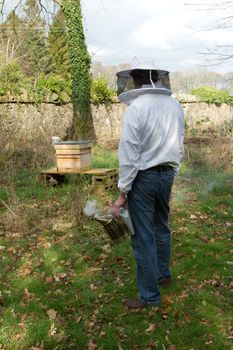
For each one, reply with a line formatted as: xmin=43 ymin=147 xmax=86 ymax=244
xmin=186 ymin=1 xmax=233 ymax=67
xmin=13 ymin=0 xmax=24 ymax=13
xmin=0 ymin=0 xmax=6 ymax=16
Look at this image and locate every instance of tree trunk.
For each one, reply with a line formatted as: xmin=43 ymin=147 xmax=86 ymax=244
xmin=61 ymin=0 xmax=96 ymax=142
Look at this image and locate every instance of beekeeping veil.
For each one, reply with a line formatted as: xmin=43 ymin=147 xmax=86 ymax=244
xmin=116 ymin=57 xmax=172 ymax=104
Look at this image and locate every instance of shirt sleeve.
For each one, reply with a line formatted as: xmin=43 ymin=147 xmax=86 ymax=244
xmin=174 ymin=104 xmax=185 ymax=176
xmin=179 ymin=106 xmax=185 ymax=162
xmin=118 ymin=106 xmax=141 ymax=193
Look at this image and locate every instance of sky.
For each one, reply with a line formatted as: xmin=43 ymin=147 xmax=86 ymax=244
xmin=4 ymin=0 xmax=233 ymax=73
xmin=80 ymin=0 xmax=233 ymax=73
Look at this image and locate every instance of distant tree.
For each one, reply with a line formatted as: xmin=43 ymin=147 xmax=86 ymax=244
xmin=222 ymin=71 xmax=233 ymax=92
xmin=0 ymin=11 xmax=25 ymax=65
xmin=0 ymin=61 xmax=29 ymax=96
xmin=20 ymin=0 xmax=52 ymax=78
xmin=170 ymin=68 xmax=222 ymax=94
xmin=205 ymin=1 xmax=233 ymax=64
xmin=47 ymin=9 xmax=70 ymax=79
xmin=186 ymin=1 xmax=233 ymax=66
xmin=91 ymin=61 xmax=130 ymax=88
xmin=1 ymin=0 xmax=95 ymax=140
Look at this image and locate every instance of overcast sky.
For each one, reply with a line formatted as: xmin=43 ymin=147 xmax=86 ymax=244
xmin=4 ymin=0 xmax=233 ymax=73
xmin=81 ymin=0 xmax=233 ymax=73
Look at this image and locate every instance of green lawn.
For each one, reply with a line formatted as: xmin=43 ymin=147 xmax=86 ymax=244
xmin=0 ymin=148 xmax=232 ymax=350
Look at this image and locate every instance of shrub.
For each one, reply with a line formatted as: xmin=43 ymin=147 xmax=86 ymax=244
xmin=91 ymin=78 xmax=116 ymax=105
xmin=191 ymin=86 xmax=233 ymax=105
xmin=35 ymin=74 xmax=72 ymax=102
xmin=0 ymin=61 xmax=29 ymax=96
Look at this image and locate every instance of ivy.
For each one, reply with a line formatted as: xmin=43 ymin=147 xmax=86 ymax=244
xmin=61 ymin=0 xmax=95 ymax=140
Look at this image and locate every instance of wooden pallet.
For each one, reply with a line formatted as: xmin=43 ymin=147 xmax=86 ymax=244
xmin=92 ymin=171 xmax=118 ymax=194
xmin=38 ymin=167 xmax=118 ymax=191
xmin=40 ymin=167 xmax=116 ymax=176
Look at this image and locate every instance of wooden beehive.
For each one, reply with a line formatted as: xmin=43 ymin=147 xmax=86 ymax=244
xmin=54 ymin=141 xmax=92 ymax=172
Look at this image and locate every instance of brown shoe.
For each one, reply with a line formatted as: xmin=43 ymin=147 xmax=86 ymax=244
xmin=123 ymin=298 xmax=147 ymax=309
xmin=158 ymin=277 xmax=172 ymax=287
xmin=123 ymin=298 xmax=159 ymax=309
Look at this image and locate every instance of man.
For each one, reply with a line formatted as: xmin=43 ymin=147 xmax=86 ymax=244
xmin=112 ymin=57 xmax=185 ymax=308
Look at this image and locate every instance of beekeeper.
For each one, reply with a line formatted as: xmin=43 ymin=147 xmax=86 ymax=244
xmin=112 ymin=57 xmax=185 ymax=309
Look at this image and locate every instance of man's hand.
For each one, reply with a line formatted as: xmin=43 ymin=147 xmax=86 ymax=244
xmin=112 ymin=192 xmax=127 ymax=217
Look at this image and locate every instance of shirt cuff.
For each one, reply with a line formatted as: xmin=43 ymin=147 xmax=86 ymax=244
xmin=118 ymin=183 xmax=131 ymax=194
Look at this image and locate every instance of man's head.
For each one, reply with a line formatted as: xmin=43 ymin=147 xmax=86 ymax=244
xmin=130 ymin=69 xmax=158 ymax=88
xmin=116 ymin=57 xmax=171 ymax=100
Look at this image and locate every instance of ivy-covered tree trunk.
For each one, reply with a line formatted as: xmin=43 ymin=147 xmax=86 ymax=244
xmin=61 ymin=0 xmax=95 ymax=141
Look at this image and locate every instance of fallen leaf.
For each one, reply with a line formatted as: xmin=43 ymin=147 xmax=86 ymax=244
xmin=18 ymin=322 xmax=26 ymax=329
xmin=47 ymin=309 xmax=57 ymax=320
xmin=54 ymin=273 xmax=67 ymax=282
xmin=7 ymin=246 xmax=16 ymax=254
xmin=99 ymin=331 xmax=106 ymax=337
xmin=42 ymin=242 xmax=51 ymax=249
xmin=162 ymin=295 xmax=173 ymax=305
xmin=146 ymin=323 xmax=157 ymax=334
xmin=76 ymin=316 xmax=82 ymax=323
xmin=49 ymin=323 xmax=57 ymax=336
xmin=190 ymin=214 xmax=197 ymax=219
xmin=90 ymin=283 xmax=97 ymax=291
xmin=115 ymin=277 xmax=125 ymax=286
xmin=14 ymin=333 xmax=23 ymax=340
xmin=45 ymin=276 xmax=53 ymax=283
xmin=23 ymin=288 xmax=34 ymax=300
xmin=87 ymin=339 xmax=97 ymax=350
xmin=82 ymin=255 xmax=92 ymax=262
xmin=88 ymin=321 xmax=95 ymax=330
xmin=168 ymin=345 xmax=177 ymax=350
xmin=18 ymin=266 xmax=32 ymax=277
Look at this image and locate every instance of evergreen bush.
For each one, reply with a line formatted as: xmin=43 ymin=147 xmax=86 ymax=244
xmin=91 ymin=78 xmax=116 ymax=104
xmin=0 ymin=62 xmax=29 ymax=96
xmin=35 ymin=74 xmax=71 ymax=102
xmin=191 ymin=86 xmax=233 ymax=105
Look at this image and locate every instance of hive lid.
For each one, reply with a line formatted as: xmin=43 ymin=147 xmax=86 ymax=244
xmin=53 ymin=141 xmax=92 ymax=145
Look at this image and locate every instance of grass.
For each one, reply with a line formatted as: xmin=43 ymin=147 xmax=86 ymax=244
xmin=0 ymin=144 xmax=232 ymax=350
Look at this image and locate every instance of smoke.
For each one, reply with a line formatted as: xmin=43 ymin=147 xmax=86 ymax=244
xmin=83 ymin=200 xmax=100 ymax=218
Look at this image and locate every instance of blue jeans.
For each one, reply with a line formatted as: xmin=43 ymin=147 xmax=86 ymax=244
xmin=127 ymin=167 xmax=175 ymax=305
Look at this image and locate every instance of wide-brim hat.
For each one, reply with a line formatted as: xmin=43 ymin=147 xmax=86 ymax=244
xmin=116 ymin=57 xmax=169 ymax=78
xmin=118 ymin=86 xmax=172 ymax=105
xmin=116 ymin=57 xmax=172 ymax=104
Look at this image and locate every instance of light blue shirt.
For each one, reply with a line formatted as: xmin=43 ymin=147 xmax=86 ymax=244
xmin=118 ymin=92 xmax=185 ymax=193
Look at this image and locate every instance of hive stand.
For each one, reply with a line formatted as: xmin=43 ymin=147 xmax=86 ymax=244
xmin=38 ymin=167 xmax=118 ymax=193
xmin=91 ymin=170 xmax=118 ymax=194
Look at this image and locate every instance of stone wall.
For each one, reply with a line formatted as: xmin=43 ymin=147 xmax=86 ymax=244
xmin=0 ymin=98 xmax=233 ymax=145
xmin=182 ymin=101 xmax=233 ymax=131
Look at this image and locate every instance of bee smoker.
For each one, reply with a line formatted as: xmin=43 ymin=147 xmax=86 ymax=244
xmin=95 ymin=215 xmax=129 ymax=243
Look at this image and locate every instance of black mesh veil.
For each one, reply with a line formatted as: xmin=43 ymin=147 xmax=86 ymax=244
xmin=116 ymin=69 xmax=171 ymax=95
